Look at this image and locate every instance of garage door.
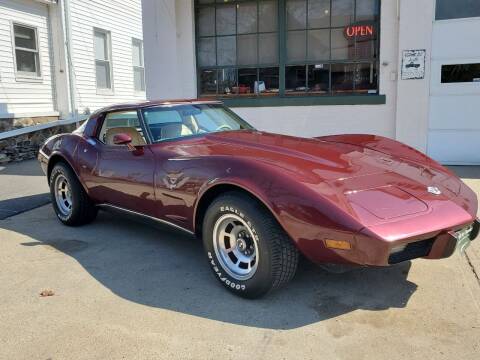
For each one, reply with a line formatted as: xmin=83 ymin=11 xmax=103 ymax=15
xmin=428 ymin=11 xmax=480 ymax=165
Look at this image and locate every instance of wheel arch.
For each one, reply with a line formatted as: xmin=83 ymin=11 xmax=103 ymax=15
xmin=193 ymin=182 xmax=287 ymax=239
xmin=47 ymin=153 xmax=87 ymax=193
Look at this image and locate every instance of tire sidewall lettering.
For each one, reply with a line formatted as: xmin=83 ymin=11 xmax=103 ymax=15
xmin=207 ymin=251 xmax=246 ymax=291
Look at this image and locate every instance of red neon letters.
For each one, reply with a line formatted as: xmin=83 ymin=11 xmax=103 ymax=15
xmin=344 ymin=24 xmax=375 ymax=38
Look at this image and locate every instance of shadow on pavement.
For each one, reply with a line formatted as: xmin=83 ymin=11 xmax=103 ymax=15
xmin=3 ymin=209 xmax=417 ymax=330
xmin=0 ymin=159 xmax=44 ymax=177
xmin=0 ymin=193 xmax=50 ymax=220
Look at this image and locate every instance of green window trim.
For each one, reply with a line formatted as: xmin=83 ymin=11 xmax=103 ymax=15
xmin=195 ymin=0 xmax=382 ymax=104
xmin=222 ymin=94 xmax=386 ymax=107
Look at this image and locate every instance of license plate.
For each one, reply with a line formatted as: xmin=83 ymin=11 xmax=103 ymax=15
xmin=455 ymin=225 xmax=473 ymax=254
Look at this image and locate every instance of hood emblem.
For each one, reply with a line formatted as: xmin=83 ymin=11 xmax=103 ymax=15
xmin=427 ymin=186 xmax=442 ymax=195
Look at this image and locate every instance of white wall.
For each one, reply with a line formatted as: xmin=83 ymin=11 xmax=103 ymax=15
xmin=142 ymin=0 xmax=197 ymax=100
xmin=69 ymin=0 xmax=145 ymax=114
xmin=394 ymin=0 xmax=435 ymax=152
xmin=0 ymin=0 xmax=56 ymax=117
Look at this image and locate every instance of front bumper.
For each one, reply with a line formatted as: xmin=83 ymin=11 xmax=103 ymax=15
xmin=386 ymin=218 xmax=479 ymax=265
xmin=302 ymin=218 xmax=480 ymax=267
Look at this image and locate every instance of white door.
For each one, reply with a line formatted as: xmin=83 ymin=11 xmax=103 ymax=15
xmin=428 ymin=19 xmax=480 ymax=165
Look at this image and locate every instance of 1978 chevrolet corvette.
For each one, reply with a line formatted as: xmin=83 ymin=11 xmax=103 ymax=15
xmin=38 ymin=99 xmax=479 ymax=298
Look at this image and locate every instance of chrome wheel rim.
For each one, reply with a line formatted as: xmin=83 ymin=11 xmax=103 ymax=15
xmin=213 ymin=214 xmax=259 ymax=281
xmin=54 ymin=174 xmax=72 ymax=216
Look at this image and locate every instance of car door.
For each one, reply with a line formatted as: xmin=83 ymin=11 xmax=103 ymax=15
xmin=87 ymin=110 xmax=156 ymax=215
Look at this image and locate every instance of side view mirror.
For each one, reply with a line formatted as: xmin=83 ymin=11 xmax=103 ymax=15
xmin=113 ymin=133 xmax=132 ymax=145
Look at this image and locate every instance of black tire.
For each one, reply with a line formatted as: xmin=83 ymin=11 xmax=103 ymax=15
xmin=202 ymin=191 xmax=299 ymax=299
xmin=49 ymin=162 xmax=97 ymax=226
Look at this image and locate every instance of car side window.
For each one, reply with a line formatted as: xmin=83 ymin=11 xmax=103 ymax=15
xmin=97 ymin=111 xmax=147 ymax=146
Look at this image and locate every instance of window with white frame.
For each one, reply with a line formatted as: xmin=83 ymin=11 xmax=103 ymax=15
xmin=94 ymin=28 xmax=113 ymax=90
xmin=13 ymin=23 xmax=40 ymax=77
xmin=132 ymin=38 xmax=145 ymax=92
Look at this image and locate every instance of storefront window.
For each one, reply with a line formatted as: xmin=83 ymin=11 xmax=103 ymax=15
xmin=436 ymin=0 xmax=480 ymax=20
xmin=195 ymin=0 xmax=380 ymax=98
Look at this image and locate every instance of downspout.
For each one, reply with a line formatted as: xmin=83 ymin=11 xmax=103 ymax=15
xmin=62 ymin=0 xmax=78 ymax=126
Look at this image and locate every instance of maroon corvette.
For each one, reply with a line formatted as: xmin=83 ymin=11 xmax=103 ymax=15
xmin=38 ymin=99 xmax=479 ymax=298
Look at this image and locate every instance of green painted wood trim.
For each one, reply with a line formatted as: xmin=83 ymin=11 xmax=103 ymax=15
xmin=222 ymin=95 xmax=386 ymax=107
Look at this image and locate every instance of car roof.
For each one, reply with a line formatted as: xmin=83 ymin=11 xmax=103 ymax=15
xmin=92 ymin=98 xmax=223 ymax=115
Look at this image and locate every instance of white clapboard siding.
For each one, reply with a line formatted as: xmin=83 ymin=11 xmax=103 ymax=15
xmin=70 ymin=0 xmax=145 ymax=113
xmin=0 ymin=0 xmax=55 ymax=117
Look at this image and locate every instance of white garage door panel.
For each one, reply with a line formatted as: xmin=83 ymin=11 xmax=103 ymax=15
xmin=429 ymin=95 xmax=480 ymax=130
xmin=428 ymin=130 xmax=480 ymax=165
xmin=429 ymin=18 xmax=480 ymax=164
xmin=432 ymin=20 xmax=480 ymax=59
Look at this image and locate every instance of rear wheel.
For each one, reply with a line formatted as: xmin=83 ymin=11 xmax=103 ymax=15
xmin=50 ymin=162 xmax=97 ymax=226
xmin=202 ymin=192 xmax=299 ymax=299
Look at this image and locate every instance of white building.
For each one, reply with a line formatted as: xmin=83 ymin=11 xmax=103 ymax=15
xmin=0 ymin=0 xmax=145 ymax=127
xmin=142 ymin=0 xmax=480 ymax=165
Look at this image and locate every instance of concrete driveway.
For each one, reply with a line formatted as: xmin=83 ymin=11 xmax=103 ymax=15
xmin=0 ymin=161 xmax=479 ymax=360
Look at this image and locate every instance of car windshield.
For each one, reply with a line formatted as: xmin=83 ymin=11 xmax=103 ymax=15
xmin=141 ymin=104 xmax=254 ymax=142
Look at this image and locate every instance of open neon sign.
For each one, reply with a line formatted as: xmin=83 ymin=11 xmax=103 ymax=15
xmin=344 ymin=23 xmax=376 ymax=39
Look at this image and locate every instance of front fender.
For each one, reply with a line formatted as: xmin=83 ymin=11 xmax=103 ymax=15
xmin=193 ymin=157 xmax=366 ymax=264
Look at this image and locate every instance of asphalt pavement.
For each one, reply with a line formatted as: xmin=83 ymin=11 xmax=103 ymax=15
xmin=0 ymin=160 xmax=479 ymax=360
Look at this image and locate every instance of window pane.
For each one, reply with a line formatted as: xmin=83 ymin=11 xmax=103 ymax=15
xmin=331 ymin=0 xmax=354 ymax=27
xmin=96 ymin=61 xmax=111 ymax=89
xmin=285 ymin=65 xmax=307 ymax=93
xmin=15 ymin=49 xmax=36 ymax=73
xmin=441 ymin=63 xmax=480 ymax=83
xmin=198 ymin=7 xmax=215 ymax=36
xmin=134 ymin=67 xmax=145 ymax=91
xmin=331 ymin=63 xmax=354 ymax=93
xmin=355 ymin=63 xmax=377 ymax=93
xmin=238 ymin=34 xmax=258 ymax=66
xmin=356 ymin=37 xmax=377 ymax=59
xmin=198 ymin=38 xmax=216 ymax=66
xmin=436 ymin=0 xmax=480 ymax=20
xmin=287 ymin=0 xmax=306 ymax=30
xmin=237 ymin=3 xmax=257 ymax=34
xmin=218 ymin=68 xmax=237 ymax=96
xmin=217 ymin=36 xmax=236 ymax=66
xmin=331 ymin=28 xmax=354 ymax=60
xmin=94 ymin=31 xmax=107 ymax=60
xmin=356 ymin=0 xmax=378 ymax=22
xmin=259 ymin=67 xmax=279 ymax=95
xmin=200 ymin=69 xmax=217 ymax=95
xmin=238 ymin=68 xmax=257 ymax=95
xmin=308 ymin=0 xmax=330 ymax=28
xmin=259 ymin=1 xmax=278 ymax=32
xmin=287 ymin=31 xmax=306 ymax=63
xmin=216 ymin=5 xmax=236 ymax=35
xmin=259 ymin=33 xmax=278 ymax=64
xmin=14 ymin=25 xmax=36 ymax=50
xmin=307 ymin=29 xmax=330 ymax=61
xmin=132 ymin=41 xmax=142 ymax=67
xmin=307 ymin=64 xmax=329 ymax=94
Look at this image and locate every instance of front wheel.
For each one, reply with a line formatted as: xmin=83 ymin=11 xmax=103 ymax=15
xmin=50 ymin=162 xmax=97 ymax=226
xmin=202 ymin=192 xmax=299 ymax=299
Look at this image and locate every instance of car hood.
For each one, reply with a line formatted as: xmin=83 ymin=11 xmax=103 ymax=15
xmin=202 ymin=130 xmax=477 ymax=230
